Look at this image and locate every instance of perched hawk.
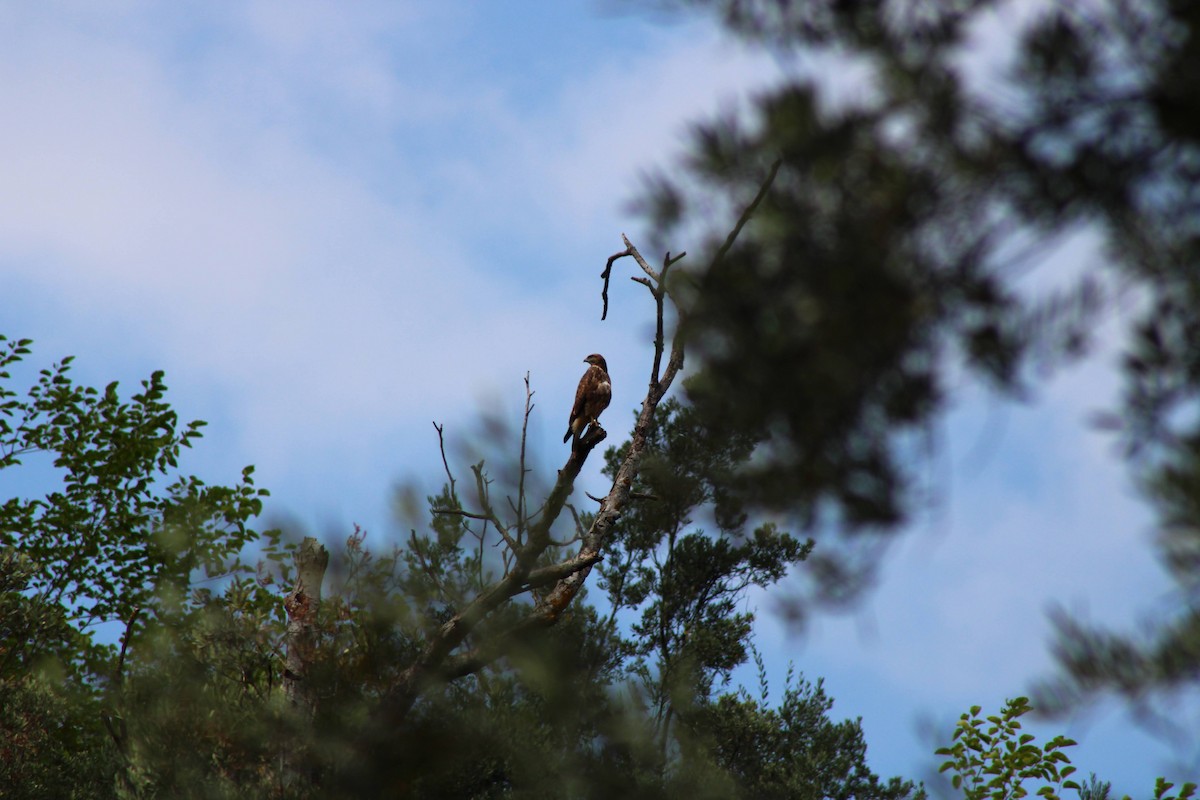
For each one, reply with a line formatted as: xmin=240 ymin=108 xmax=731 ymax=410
xmin=564 ymin=353 xmax=611 ymax=444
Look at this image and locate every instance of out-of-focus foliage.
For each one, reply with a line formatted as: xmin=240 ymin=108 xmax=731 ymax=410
xmin=0 ymin=550 xmax=117 ymax=799
xmin=635 ymin=0 xmax=1200 ymax=738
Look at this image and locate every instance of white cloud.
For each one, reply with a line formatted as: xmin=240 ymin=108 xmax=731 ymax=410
xmin=0 ymin=4 xmax=766 ymax=498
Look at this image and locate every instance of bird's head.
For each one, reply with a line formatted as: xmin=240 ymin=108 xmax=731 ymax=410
xmin=584 ymin=354 xmax=608 ymax=371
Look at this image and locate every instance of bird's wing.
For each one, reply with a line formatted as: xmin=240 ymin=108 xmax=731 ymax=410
xmin=569 ymin=369 xmax=592 ymax=424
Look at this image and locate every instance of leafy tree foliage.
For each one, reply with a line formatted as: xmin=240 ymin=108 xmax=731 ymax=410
xmin=935 ymin=698 xmax=1079 ymax=800
xmin=0 ymin=341 xmax=916 ymax=798
xmin=933 ymin=699 xmax=1196 ymax=800
xmin=689 ymin=671 xmax=913 ymax=800
xmin=0 ymin=550 xmax=118 ymax=799
xmin=0 ymin=335 xmax=273 ymax=684
xmin=0 ymin=337 xmax=281 ymax=798
xmin=598 ymin=399 xmax=814 ymax=742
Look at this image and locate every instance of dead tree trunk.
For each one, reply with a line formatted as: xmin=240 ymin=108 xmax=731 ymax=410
xmin=282 ymin=536 xmax=329 ymax=789
xmin=284 ymin=536 xmax=329 ymax=713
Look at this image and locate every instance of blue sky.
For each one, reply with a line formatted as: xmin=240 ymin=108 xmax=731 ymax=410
xmin=2 ymin=0 xmax=1195 ymax=793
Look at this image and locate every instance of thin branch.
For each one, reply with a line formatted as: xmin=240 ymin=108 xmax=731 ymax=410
xmin=437 ymin=552 xmax=606 ymax=680
xmin=470 ymin=463 xmax=519 ymax=552
xmin=525 ymin=551 xmax=603 ymax=588
xmin=432 ymin=508 xmax=491 ymax=522
xmin=433 ymin=505 xmax=518 ymax=552
xmin=600 ymin=245 xmax=633 ymax=320
xmin=514 ymin=373 xmax=534 ymax=544
xmin=709 ymin=158 xmax=782 ymax=271
xmin=651 ymin=276 xmax=666 ymax=387
xmin=622 ymin=232 xmax=661 ymax=282
xmin=586 ymin=490 xmax=657 ymax=503
xmin=564 ymin=502 xmax=586 ymax=539
xmin=113 ymin=605 xmax=142 ymax=690
xmin=433 ymin=421 xmax=457 ymax=503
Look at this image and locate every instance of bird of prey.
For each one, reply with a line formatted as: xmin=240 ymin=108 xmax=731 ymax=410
xmin=564 ymin=353 xmax=611 ymax=444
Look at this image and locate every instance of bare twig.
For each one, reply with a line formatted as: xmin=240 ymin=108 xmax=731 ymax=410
xmin=601 ymin=245 xmax=633 ymax=320
xmin=622 ymin=232 xmax=661 ymax=282
xmin=565 ymin=502 xmax=586 ymax=539
xmin=431 ymin=508 xmax=492 ymax=523
xmin=622 ymin=241 xmax=672 ymax=387
xmin=433 ymin=422 xmax=457 ymax=504
xmin=710 ymin=158 xmax=782 ymax=271
xmin=469 ymin=463 xmax=518 ymax=552
xmin=585 ymin=490 xmax=657 ymax=503
xmin=514 ymin=374 xmax=534 ymax=544
xmin=114 ymin=604 xmax=142 ymax=689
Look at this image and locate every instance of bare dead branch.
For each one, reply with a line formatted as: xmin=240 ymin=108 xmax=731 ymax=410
xmin=600 ymin=245 xmax=633 ymax=320
xmin=431 ymin=508 xmax=491 ymax=522
xmin=586 ymin=490 xmax=657 ymax=503
xmin=283 ymin=537 xmax=329 ymax=715
xmin=619 ymin=239 xmax=673 ymax=387
xmin=433 ymin=421 xmax=457 ymax=503
xmin=564 ymin=502 xmax=586 ymax=539
xmin=622 ymin=232 xmax=661 ymax=282
xmin=469 ymin=462 xmax=518 ymax=552
xmin=528 ymin=550 xmax=602 ymax=588
xmin=569 ymin=420 xmax=607 ymax=455
xmin=514 ymin=373 xmax=535 ymax=544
